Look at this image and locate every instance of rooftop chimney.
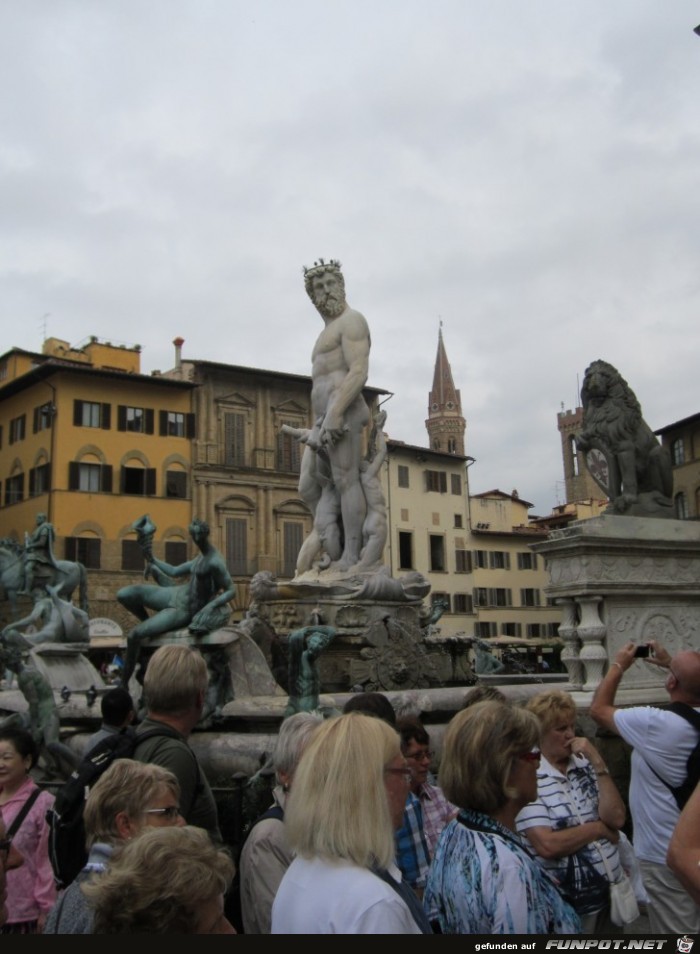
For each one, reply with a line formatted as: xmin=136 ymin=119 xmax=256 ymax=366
xmin=173 ymin=337 xmax=185 ymax=371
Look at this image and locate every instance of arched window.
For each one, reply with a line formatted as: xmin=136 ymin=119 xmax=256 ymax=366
xmin=65 ymin=531 xmax=102 ymax=568
xmin=671 ymin=438 xmax=685 ymax=466
xmin=675 ymin=492 xmax=689 ymax=520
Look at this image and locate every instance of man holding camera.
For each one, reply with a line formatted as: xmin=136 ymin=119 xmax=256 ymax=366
xmin=591 ymin=641 xmax=700 ymax=934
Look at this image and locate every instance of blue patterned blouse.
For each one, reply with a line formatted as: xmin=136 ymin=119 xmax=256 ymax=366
xmin=424 ymin=809 xmax=581 ymax=935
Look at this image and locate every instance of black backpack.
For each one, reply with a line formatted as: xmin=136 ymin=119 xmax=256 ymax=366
xmin=650 ymin=702 xmax=700 ymax=811
xmin=46 ymin=725 xmax=179 ymax=888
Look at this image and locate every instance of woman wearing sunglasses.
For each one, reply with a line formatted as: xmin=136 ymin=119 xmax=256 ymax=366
xmin=45 ymin=759 xmax=184 ymax=933
xmin=424 ymin=701 xmax=580 ymax=934
xmin=516 ymin=690 xmax=627 ymax=933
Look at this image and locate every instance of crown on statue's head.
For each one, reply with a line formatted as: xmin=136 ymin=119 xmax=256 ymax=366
xmin=302 ymin=257 xmax=343 ymax=279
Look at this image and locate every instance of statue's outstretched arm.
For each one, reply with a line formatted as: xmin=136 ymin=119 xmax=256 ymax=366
xmin=2 ymin=602 xmax=45 ymax=634
xmin=150 ymin=555 xmax=195 ymax=579
xmin=147 ymin=562 xmax=177 ymax=587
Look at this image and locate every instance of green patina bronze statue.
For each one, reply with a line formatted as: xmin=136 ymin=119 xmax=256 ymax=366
xmin=285 ymin=623 xmax=336 ymax=717
xmin=117 ymin=516 xmax=235 ymax=685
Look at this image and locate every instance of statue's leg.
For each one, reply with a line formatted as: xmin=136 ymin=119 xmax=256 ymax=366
xmin=121 ymin=606 xmax=189 ymax=687
xmin=295 ymin=528 xmax=322 ymax=575
xmin=617 ymin=445 xmax=638 ymax=499
xmin=329 ymin=434 xmax=366 ymax=568
xmin=316 ymin=485 xmax=342 ymax=562
xmin=22 ymin=562 xmax=34 ymax=597
xmin=117 ymin=584 xmax=152 ymax=622
xmin=355 ymin=512 xmax=388 ymax=569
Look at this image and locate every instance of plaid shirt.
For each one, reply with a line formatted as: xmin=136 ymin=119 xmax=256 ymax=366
xmin=395 ymin=783 xmax=457 ymax=888
xmin=395 ymin=791 xmax=431 ymax=888
xmin=418 ymin=781 xmax=458 ymax=856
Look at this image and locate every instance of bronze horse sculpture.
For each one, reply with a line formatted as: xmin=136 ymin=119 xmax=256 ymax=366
xmin=0 ymin=542 xmax=88 ymax=616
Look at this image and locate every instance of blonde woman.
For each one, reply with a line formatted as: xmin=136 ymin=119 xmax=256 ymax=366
xmin=271 ymin=712 xmax=429 ymax=933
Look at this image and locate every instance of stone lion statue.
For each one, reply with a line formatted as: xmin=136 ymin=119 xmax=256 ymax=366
xmin=576 ymin=359 xmax=673 ymax=518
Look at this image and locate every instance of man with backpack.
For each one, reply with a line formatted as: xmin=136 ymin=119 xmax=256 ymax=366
xmin=47 ymin=644 xmax=220 ymax=890
xmin=591 ymin=640 xmax=700 ymax=934
xmin=134 ymin=644 xmax=221 ymax=842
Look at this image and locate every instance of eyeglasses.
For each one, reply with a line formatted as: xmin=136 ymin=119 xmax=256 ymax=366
xmin=405 ymin=749 xmax=432 ymax=763
xmin=520 ymin=749 xmax=542 ymax=763
xmin=143 ymin=806 xmax=181 ymax=820
xmin=385 ymin=767 xmax=413 ymax=783
xmin=0 ymin=838 xmax=12 ymax=865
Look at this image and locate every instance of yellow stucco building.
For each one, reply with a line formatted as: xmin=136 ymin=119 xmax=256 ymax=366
xmin=469 ymin=489 xmax=560 ymax=643
xmin=655 ymin=412 xmax=700 ymax=520
xmin=0 ymin=336 xmax=195 ymax=623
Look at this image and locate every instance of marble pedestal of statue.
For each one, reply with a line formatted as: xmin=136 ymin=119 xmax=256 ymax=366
xmin=28 ymin=643 xmax=103 ymax=690
xmin=533 ymin=514 xmax=700 ymax=703
xmin=252 ymin=590 xmax=440 ymax=692
xmin=0 ymin=643 xmax=105 ymax=727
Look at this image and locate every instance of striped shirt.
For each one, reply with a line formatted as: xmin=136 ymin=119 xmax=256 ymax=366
xmin=516 ymin=754 xmax=622 ymax=915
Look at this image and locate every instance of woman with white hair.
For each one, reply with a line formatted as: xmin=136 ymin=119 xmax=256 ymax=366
xmin=271 ymin=712 xmax=430 ymax=933
xmin=239 ymin=712 xmax=322 ymax=933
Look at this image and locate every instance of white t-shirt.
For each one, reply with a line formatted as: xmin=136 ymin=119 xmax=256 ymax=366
xmin=614 ymin=705 xmax=700 ymax=864
xmin=271 ymin=855 xmax=422 ymax=934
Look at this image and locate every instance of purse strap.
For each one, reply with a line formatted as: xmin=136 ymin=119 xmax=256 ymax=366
xmin=370 ymin=864 xmax=434 ymax=934
xmin=5 ymin=787 xmax=41 ymax=839
xmin=556 ymin=767 xmax=617 ymax=886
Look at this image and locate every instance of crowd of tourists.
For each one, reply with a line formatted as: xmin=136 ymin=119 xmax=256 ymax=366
xmin=1 ymin=639 xmax=699 ymax=934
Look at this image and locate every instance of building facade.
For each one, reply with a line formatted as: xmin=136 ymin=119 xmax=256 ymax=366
xmin=468 ymin=489 xmax=560 ymax=642
xmin=0 ymin=337 xmax=195 ymax=625
xmin=655 ymin=412 xmax=700 ymax=520
xmin=384 ymin=438 xmax=472 ymax=635
xmin=380 ymin=331 xmax=564 ymax=646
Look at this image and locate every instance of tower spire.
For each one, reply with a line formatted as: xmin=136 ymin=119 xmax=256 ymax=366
xmin=425 ymin=325 xmax=466 ymax=455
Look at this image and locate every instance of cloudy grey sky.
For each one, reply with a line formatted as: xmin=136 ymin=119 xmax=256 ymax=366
xmin=2 ymin=1 xmax=699 ymax=513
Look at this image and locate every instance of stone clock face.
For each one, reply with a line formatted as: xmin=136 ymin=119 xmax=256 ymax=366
xmin=585 ymin=447 xmax=610 ymax=495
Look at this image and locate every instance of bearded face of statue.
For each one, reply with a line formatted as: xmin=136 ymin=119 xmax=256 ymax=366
xmin=311 ymin=271 xmax=346 ymax=319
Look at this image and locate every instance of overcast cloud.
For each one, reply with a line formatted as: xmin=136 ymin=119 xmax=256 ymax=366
xmin=2 ymin=1 xmax=699 ymax=513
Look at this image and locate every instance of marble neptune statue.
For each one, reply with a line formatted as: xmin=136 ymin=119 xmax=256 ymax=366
xmin=291 ymin=259 xmax=388 ymax=576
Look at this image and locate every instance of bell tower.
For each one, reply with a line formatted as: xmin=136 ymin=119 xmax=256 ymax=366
xmin=425 ymin=325 xmax=465 ymax=456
